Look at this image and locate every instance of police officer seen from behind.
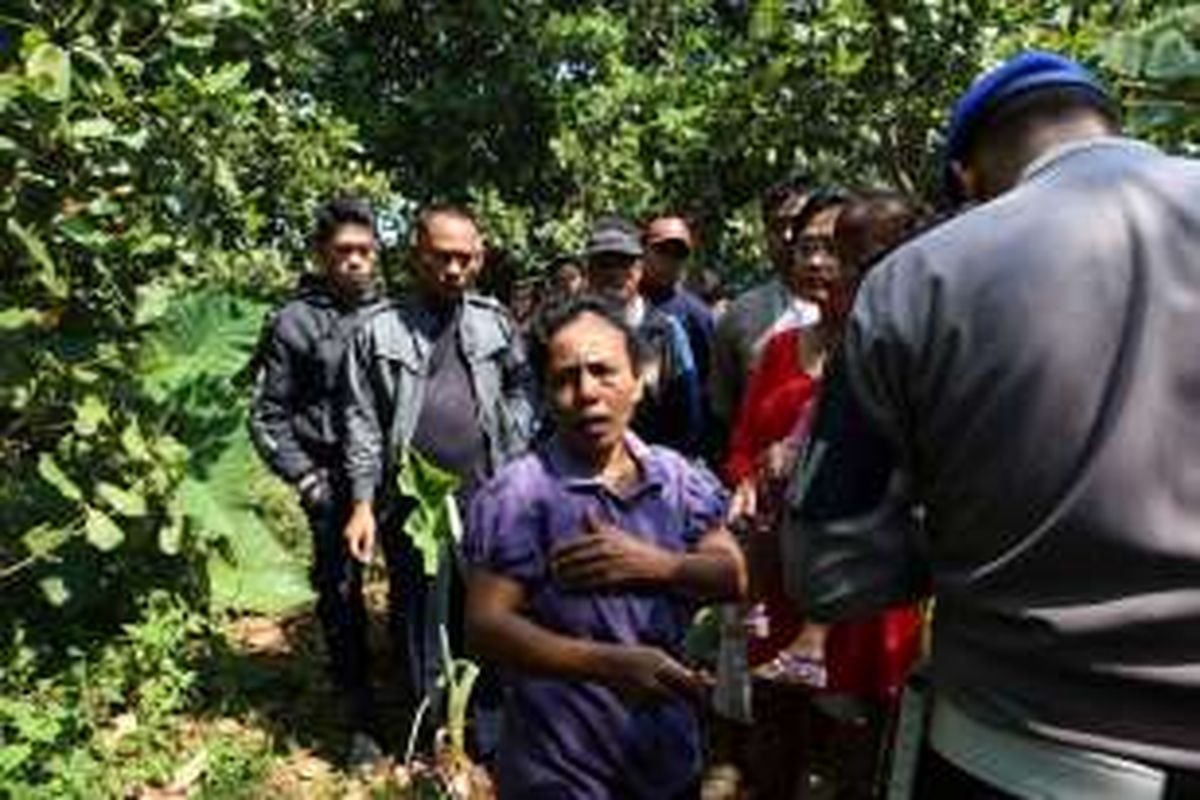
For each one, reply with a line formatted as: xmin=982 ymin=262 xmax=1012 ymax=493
xmin=797 ymin=52 xmax=1200 ymax=798
xmin=248 ymin=196 xmax=386 ymax=767
xmin=341 ymin=204 xmax=535 ymax=761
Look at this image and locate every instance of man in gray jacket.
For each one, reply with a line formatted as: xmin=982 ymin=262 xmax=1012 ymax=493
xmin=341 ymin=204 xmax=535 ymax=755
xmin=797 ymin=52 xmax=1200 ymax=797
xmin=709 ymin=177 xmax=820 ymax=447
xmin=249 ymin=196 xmax=386 ymax=763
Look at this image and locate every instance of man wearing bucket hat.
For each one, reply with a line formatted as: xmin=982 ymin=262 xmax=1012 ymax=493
xmin=794 ymin=51 xmax=1200 ymax=797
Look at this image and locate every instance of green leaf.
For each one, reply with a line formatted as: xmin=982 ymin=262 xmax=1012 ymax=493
xmin=166 ymin=30 xmax=216 ymax=50
xmin=133 ymin=283 xmax=174 ymax=326
xmin=130 ymin=232 xmax=173 ymax=256
xmin=0 ymin=742 xmax=34 ymax=777
xmin=114 ymin=53 xmax=144 ymax=77
xmin=58 ymin=217 xmax=112 ymax=251
xmin=154 ymin=435 xmax=190 ymax=472
xmin=396 ymin=447 xmax=460 ymax=503
xmin=6 ymin=218 xmax=67 ymax=299
xmin=180 ymin=433 xmax=313 ymax=613
xmin=183 ymin=0 xmax=245 ymax=22
xmin=37 ymin=453 xmax=83 ymax=502
xmin=0 ymin=73 xmax=22 ymax=109
xmin=5 ymin=698 xmax=62 ymax=743
xmin=120 ymin=419 xmax=153 ymax=461
xmin=138 ymin=291 xmax=267 ymax=400
xmin=159 ymin=502 xmax=185 ymax=556
xmin=24 ymin=42 xmax=70 ymax=102
xmin=70 ymin=116 xmax=116 ymax=140
xmin=118 ymin=128 xmax=149 ymax=151
xmin=213 ymin=157 xmax=240 ymax=200
xmin=84 ymin=506 xmax=125 ymax=551
xmin=749 ymin=0 xmax=784 ymax=41
xmin=95 ymin=481 xmax=148 ymax=517
xmin=0 ymin=307 xmax=43 ymax=330
xmin=38 ymin=576 xmax=70 ymax=607
xmin=73 ymin=394 xmax=109 ymax=436
xmin=396 ymin=449 xmax=462 ymax=577
xmin=21 ymin=523 xmax=72 ymax=557
xmin=202 ymin=62 xmax=250 ymax=95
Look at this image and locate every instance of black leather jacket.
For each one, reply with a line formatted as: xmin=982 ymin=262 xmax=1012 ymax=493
xmin=248 ymin=274 xmax=384 ymax=484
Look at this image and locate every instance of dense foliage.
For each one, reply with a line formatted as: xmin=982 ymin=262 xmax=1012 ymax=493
xmin=322 ymin=0 xmax=1173 ymax=282
xmin=3 ymin=0 xmax=1200 ymax=794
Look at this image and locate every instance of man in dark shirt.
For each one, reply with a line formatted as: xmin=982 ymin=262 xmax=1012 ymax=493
xmin=642 ymin=215 xmax=718 ymax=458
xmin=248 ymin=196 xmax=386 ymax=764
xmin=341 ymin=204 xmax=535 ymax=758
xmin=642 ymin=215 xmax=715 ymax=395
xmin=583 ymin=216 xmax=703 ymax=457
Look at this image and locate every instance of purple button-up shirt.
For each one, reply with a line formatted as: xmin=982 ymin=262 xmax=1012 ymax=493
xmin=465 ymin=434 xmax=728 ymax=799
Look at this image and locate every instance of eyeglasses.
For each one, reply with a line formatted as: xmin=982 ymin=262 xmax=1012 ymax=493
xmin=794 ymin=235 xmax=836 ymax=258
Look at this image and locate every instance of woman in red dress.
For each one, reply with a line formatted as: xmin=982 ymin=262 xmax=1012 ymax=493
xmin=726 ymin=189 xmax=927 ymax=799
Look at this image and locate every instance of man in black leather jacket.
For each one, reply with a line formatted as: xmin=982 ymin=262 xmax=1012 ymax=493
xmin=249 ymin=196 xmax=387 ymax=763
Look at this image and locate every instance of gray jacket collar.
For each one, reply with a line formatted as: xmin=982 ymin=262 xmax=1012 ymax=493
xmin=1020 ymin=136 xmax=1160 ymax=185
xmin=400 ymin=291 xmax=504 ymax=360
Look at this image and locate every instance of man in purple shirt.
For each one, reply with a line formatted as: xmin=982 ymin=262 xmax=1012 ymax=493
xmin=465 ymin=295 xmax=747 ymax=799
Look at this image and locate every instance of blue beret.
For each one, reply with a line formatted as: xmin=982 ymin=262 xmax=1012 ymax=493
xmin=942 ymin=51 xmax=1110 ymax=199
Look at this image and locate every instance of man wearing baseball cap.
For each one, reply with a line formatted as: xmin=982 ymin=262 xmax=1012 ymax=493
xmin=795 ymin=51 xmax=1200 ymax=797
xmin=642 ymin=215 xmax=716 ymax=399
xmin=583 ymin=216 xmax=703 ymax=456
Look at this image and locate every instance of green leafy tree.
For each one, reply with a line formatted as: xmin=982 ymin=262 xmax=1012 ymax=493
xmin=0 ymin=0 xmax=393 ymax=643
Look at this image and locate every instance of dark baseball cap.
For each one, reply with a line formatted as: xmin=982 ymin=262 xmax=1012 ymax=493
xmin=584 ymin=216 xmax=643 ymax=258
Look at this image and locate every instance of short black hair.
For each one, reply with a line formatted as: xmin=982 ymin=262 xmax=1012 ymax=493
xmin=834 ymin=188 xmax=928 ymax=275
xmin=413 ymin=203 xmax=479 ymax=245
xmin=529 ymin=293 xmax=644 ymax=384
xmin=762 ymin=175 xmax=812 ymax=219
xmin=790 ymin=186 xmax=850 ymax=239
xmin=313 ymin=196 xmax=376 ymax=248
xmin=547 ymin=254 xmax=583 ymax=274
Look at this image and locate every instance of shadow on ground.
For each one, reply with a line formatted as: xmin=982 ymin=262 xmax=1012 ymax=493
xmin=196 ymin=583 xmax=414 ymax=770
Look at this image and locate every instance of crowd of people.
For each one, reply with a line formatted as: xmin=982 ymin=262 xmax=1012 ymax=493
xmin=248 ymin=50 xmax=1200 ymax=800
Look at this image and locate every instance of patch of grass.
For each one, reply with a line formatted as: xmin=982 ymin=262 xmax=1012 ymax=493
xmin=196 ymin=730 xmax=274 ymax=799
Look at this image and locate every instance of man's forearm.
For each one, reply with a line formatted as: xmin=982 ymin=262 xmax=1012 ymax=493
xmin=668 ymin=550 xmax=745 ymax=601
xmin=467 ymin=608 xmax=625 ymax=685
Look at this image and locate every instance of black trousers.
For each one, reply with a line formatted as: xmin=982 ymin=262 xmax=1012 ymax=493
xmin=307 ymin=494 xmax=373 ymax=730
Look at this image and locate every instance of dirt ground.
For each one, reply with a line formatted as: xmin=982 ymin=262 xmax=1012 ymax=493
xmin=210 ymin=583 xmax=412 ymax=798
